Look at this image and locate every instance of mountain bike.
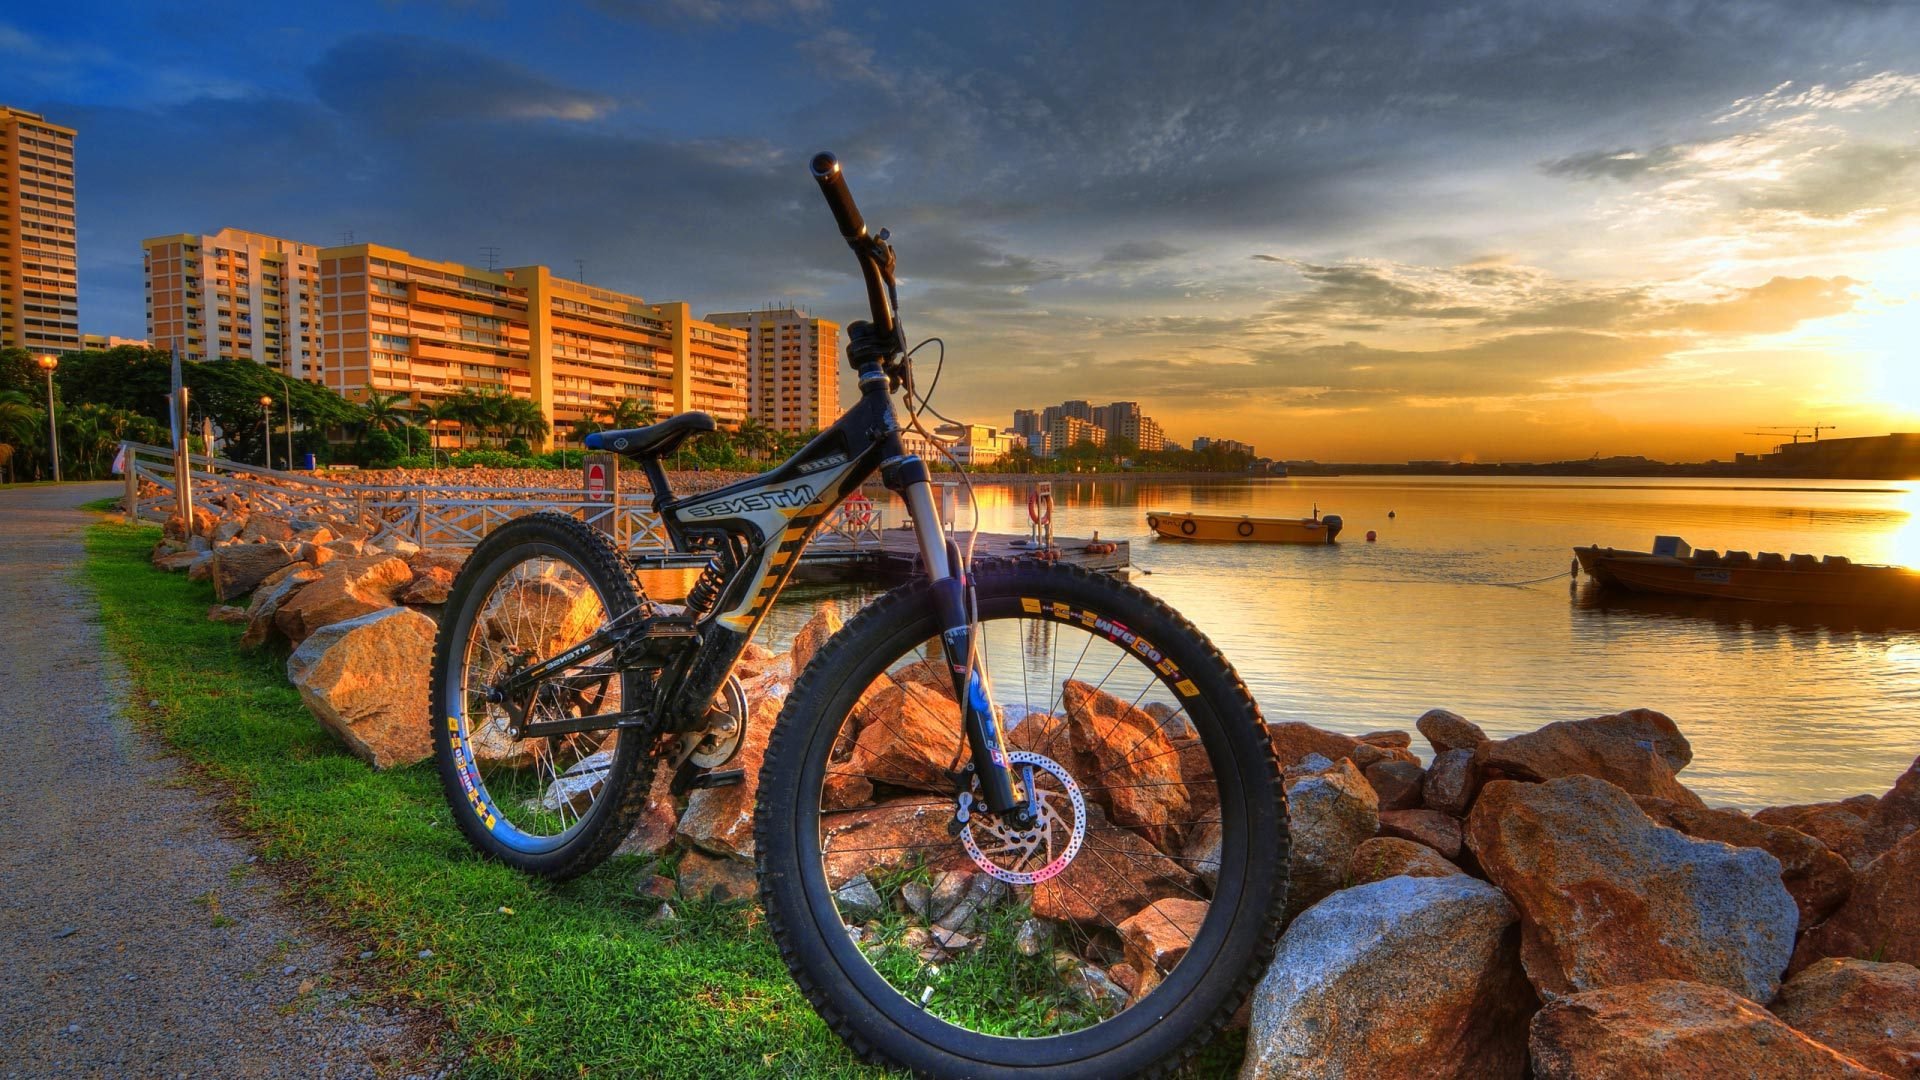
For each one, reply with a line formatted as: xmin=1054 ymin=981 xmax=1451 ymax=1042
xmin=428 ymin=153 xmax=1289 ymax=1078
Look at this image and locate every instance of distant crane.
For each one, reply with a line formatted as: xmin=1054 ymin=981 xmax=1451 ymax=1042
xmin=1745 ymin=424 xmax=1838 ymax=447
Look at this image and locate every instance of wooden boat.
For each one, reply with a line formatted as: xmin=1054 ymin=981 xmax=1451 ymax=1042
xmin=1574 ymin=536 xmax=1920 ymax=609
xmin=1147 ymin=509 xmax=1342 ymax=544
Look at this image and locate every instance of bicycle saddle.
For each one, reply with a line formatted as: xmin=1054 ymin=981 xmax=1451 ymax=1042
xmin=584 ymin=412 xmax=715 ymax=459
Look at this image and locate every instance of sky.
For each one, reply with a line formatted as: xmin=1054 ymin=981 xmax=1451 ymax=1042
xmin=7 ymin=1 xmax=1920 ymax=462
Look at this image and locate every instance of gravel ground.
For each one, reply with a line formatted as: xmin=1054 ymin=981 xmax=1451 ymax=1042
xmin=0 ymin=484 xmax=441 ymax=1078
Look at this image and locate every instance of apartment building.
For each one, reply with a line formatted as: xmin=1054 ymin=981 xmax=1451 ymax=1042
xmin=1194 ymin=436 xmax=1255 ymax=457
xmin=705 ymin=306 xmax=840 ymax=433
xmin=80 ymin=333 xmax=150 ymax=349
xmin=0 ymin=106 xmax=79 ymax=353
xmin=1048 ymin=415 xmax=1106 ymax=453
xmin=142 ymin=228 xmax=323 ymax=377
xmin=316 ymin=244 xmax=747 ymax=448
xmin=1021 ymin=399 xmax=1170 ymax=457
xmin=934 ymin=422 xmax=1025 ymax=466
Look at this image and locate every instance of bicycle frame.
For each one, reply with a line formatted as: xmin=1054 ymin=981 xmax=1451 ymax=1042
xmin=491 ymin=361 xmax=1030 ymax=819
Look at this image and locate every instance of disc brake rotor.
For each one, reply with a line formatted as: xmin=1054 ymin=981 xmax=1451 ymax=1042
xmin=960 ymin=751 xmax=1087 ymax=885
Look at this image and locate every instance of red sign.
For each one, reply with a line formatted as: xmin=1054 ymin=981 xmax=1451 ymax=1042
xmin=585 ymin=462 xmax=607 ymax=498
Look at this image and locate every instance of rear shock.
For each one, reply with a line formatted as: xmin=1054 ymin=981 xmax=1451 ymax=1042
xmin=685 ymin=557 xmax=725 ymax=617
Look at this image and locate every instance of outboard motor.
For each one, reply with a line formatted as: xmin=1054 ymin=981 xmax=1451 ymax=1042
xmin=1321 ymin=514 xmax=1344 ymax=543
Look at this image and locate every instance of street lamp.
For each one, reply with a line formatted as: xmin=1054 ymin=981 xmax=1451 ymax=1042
xmin=276 ymin=372 xmax=294 ymax=469
xmin=37 ymin=354 xmax=60 ymax=483
xmin=260 ymin=395 xmax=274 ymax=468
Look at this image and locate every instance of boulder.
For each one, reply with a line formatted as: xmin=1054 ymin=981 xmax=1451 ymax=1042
xmin=1117 ymin=898 xmax=1208 ymax=1000
xmin=1358 ymin=730 xmax=1413 ymax=750
xmin=151 ymin=547 xmax=201 ymax=573
xmin=1379 ymin=808 xmax=1464 ymax=861
xmin=1478 ymin=708 xmax=1704 ymax=807
xmin=1417 ymin=708 xmax=1490 ymax=755
xmin=1771 ymin=958 xmax=1920 ymax=1079
xmin=1185 ymin=821 xmax=1223 ymax=892
xmin=285 ymin=607 xmax=437 ymax=769
xmin=1032 ymin=804 xmax=1195 ymax=926
xmin=675 ymin=691 xmax=782 ymax=860
xmin=1635 ymin=795 xmax=1855 ymax=928
xmin=1284 ymin=754 xmax=1380 ymax=920
xmin=676 ymin=849 xmax=759 ymax=903
xmin=1269 ymin=722 xmax=1365 ymax=770
xmin=406 ymin=547 xmax=466 ymax=579
xmin=237 ymin=514 xmax=295 ymax=543
xmin=1062 ymin=679 xmax=1190 ymax=851
xmin=1424 ymin=748 xmax=1482 ymax=817
xmin=274 ymin=555 xmax=414 ymax=645
xmin=206 ymin=604 xmax=248 ymax=624
xmin=819 ymin=798 xmax=972 ymax=890
xmin=1241 ymin=875 xmax=1534 ymax=1079
xmin=1347 ymin=837 xmax=1463 ymax=886
xmin=398 ymin=565 xmax=454 ymax=606
xmin=209 ymin=540 xmax=300 ymax=601
xmin=1757 ymin=799 xmax=1877 ymax=869
xmin=1793 ymin=831 xmax=1920 ymax=973
xmin=1364 ymin=760 xmax=1425 ymax=811
xmin=474 ymin=573 xmax=603 ymax=659
xmin=238 ymin=568 xmax=322 ymax=650
xmin=1465 ymin=776 xmax=1798 ymax=1003
xmin=788 ymin=602 xmax=842 ymax=675
xmin=1529 ymin=980 xmax=1886 ymax=1079
xmin=613 ymin=763 xmax=682 ymax=858
xmin=849 ymin=682 xmax=967 ymax=793
xmin=259 ymin=560 xmax=315 ymax=589
xmin=1865 ymin=756 xmax=1920 ymax=864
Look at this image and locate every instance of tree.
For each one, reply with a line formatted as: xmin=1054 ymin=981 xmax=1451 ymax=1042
xmin=571 ymin=397 xmax=655 ymax=445
xmin=734 ymin=417 xmax=777 ymax=461
xmin=497 ymin=396 xmax=550 ymax=446
xmin=184 ymin=359 xmax=361 ymax=466
xmin=0 ymin=389 xmax=43 ymax=480
xmin=360 ymin=391 xmax=414 ymax=435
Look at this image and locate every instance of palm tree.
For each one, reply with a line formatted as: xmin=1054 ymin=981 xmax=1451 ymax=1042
xmin=0 ymin=390 xmax=43 ymax=480
xmin=734 ymin=417 xmax=777 ymax=461
xmin=497 ymin=396 xmax=549 ymax=447
xmin=425 ymin=398 xmax=464 ymax=451
xmin=361 ymin=392 xmax=414 ymax=435
xmin=607 ymin=397 xmax=656 ymax=430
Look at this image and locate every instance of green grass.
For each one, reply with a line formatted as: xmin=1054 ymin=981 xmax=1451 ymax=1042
xmin=82 ymin=520 xmax=883 ymax=1079
xmin=78 ymin=494 xmax=122 ymax=512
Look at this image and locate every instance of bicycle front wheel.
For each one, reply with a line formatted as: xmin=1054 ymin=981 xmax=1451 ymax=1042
xmin=756 ymin=560 xmax=1287 ymax=1078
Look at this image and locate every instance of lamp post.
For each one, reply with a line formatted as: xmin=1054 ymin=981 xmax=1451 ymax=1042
xmin=260 ymin=395 xmax=274 ymax=468
xmin=277 ymin=374 xmax=293 ymax=470
xmin=37 ymin=354 xmax=60 ymax=483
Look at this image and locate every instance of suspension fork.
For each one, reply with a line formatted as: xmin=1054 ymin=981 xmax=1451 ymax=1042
xmin=892 ymin=461 xmax=1029 ymax=823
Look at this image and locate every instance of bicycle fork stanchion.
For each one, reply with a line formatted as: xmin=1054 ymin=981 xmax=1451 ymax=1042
xmin=900 ymin=468 xmax=1027 ymax=824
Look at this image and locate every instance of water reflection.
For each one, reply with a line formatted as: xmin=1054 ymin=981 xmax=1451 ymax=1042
xmin=748 ymin=476 xmax=1920 ymax=809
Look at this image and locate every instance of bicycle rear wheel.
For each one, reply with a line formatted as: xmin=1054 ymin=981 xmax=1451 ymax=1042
xmin=756 ymin=560 xmax=1287 ymax=1078
xmin=429 ymin=511 xmax=653 ymax=880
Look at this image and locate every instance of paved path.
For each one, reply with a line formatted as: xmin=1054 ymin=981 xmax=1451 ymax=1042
xmin=0 ymin=485 xmax=436 ymax=1078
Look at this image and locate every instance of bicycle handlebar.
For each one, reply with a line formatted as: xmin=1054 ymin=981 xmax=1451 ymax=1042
xmin=810 ymin=151 xmax=898 ymax=346
xmin=810 ymin=152 xmax=867 ymax=240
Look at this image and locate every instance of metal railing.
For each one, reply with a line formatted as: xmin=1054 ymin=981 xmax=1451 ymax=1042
xmin=119 ymin=441 xmax=672 ymax=552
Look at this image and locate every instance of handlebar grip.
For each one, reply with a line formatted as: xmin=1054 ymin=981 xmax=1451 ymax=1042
xmin=810 ymin=152 xmax=868 ymax=240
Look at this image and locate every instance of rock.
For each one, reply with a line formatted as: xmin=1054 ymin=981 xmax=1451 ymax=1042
xmin=152 ymin=548 xmax=202 ymax=573
xmin=206 ymin=604 xmax=248 ymax=624
xmin=1379 ymin=809 xmax=1464 ymax=861
xmin=848 ymin=682 xmax=966 ymax=794
xmin=1054 ymin=951 xmax=1129 ymax=1013
xmin=1418 ymin=708 xmax=1490 ymax=754
xmin=1033 ymin=804 xmax=1196 ymax=926
xmin=1347 ymin=837 xmax=1463 ymax=886
xmin=1529 ymin=979 xmax=1886 ymax=1079
xmin=1771 ymin=958 xmax=1920 ymax=1079
xmin=1635 ymin=795 xmax=1855 ymax=929
xmin=398 ymin=565 xmax=454 ymax=606
xmin=1466 ymin=776 xmax=1798 ymax=1003
xmin=788 ymin=603 xmax=842 ymax=675
xmin=1014 ymin=918 xmax=1054 ymax=957
xmin=833 ymin=875 xmax=888 ymax=922
xmin=819 ymin=798 xmax=972 ymax=890
xmin=1144 ymin=701 xmax=1196 ymax=739
xmin=634 ymin=874 xmax=676 ymax=901
xmin=1117 ymin=898 xmax=1208 ymax=1000
xmin=379 ymin=536 xmax=421 ymax=557
xmin=1364 ymin=760 xmax=1426 ymax=811
xmin=1268 ymin=722 xmax=1365 ymax=770
xmin=1757 ymin=800 xmax=1877 ymax=869
xmin=676 ymin=690 xmax=781 ymax=860
xmin=185 ymin=552 xmax=215 ymax=581
xmin=406 ymin=547 xmax=467 ymax=578
xmin=1186 ymin=822 xmax=1223 ymax=892
xmin=212 ymin=517 xmax=246 ymax=544
xmin=1284 ymin=754 xmax=1380 ymax=920
xmin=936 ymin=872 xmax=1011 ymax=933
xmin=209 ymin=540 xmax=299 ymax=601
xmin=259 ymin=560 xmax=315 ymax=589
xmin=676 ymin=849 xmax=759 ymax=903
xmin=1241 ymin=875 xmax=1534 ymax=1080
xmin=274 ymin=555 xmax=414 ymax=645
xmin=1350 ymin=741 xmax=1419 ymax=770
xmin=1062 ymin=679 xmax=1189 ymax=851
xmin=1107 ymin=963 xmax=1141 ymax=996
xmin=1358 ymin=730 xmax=1413 ymax=750
xmin=613 ymin=764 xmax=682 ymax=858
xmin=1793 ymin=831 xmax=1920 ymax=973
xmin=238 ymin=514 xmax=295 ymax=543
xmin=1865 ymin=756 xmax=1920 ymax=864
xmin=1423 ymin=748 xmax=1482 ymax=817
xmin=733 ymin=641 xmax=783 ymax=682
xmin=540 ymin=749 xmax=614 ymax=816
xmin=475 ymin=573 xmax=603 ymax=659
xmin=238 ymin=568 xmax=322 ymax=650
xmin=285 ymin=607 xmax=437 ymax=769
xmin=1478 ymin=708 xmax=1704 ymax=807
xmin=322 ymin=538 xmax=368 ymax=559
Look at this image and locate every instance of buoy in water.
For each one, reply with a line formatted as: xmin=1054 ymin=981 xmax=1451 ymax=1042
xmin=1387 ymin=510 xmax=1396 ymax=519
xmin=1366 ymin=530 xmax=1377 ymax=542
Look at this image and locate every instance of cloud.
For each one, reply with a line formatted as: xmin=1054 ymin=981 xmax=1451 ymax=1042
xmin=589 ymin=0 xmax=827 ymax=26
xmin=1540 ymin=146 xmax=1685 ymax=181
xmin=1097 ymin=240 xmax=1186 ymax=266
xmin=308 ymin=34 xmax=617 ymax=129
xmin=1717 ymin=70 xmax=1920 ymax=122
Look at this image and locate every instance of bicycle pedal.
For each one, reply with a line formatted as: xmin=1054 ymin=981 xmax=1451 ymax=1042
xmin=686 ymin=768 xmax=746 ymax=790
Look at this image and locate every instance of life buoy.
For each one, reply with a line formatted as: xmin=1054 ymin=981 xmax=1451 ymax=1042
xmin=1147 ymin=516 xmax=1159 ymax=531
xmin=1237 ymin=520 xmax=1255 ymax=538
xmin=1180 ymin=519 xmax=1196 ymax=536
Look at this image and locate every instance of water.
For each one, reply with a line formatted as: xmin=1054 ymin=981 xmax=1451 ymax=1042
xmin=745 ymin=475 xmax=1920 ymax=810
